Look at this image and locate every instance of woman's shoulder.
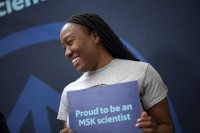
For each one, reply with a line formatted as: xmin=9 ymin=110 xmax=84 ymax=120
xmin=114 ymin=58 xmax=149 ymax=69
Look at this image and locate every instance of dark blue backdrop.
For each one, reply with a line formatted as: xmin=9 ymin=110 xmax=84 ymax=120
xmin=0 ymin=0 xmax=199 ymax=132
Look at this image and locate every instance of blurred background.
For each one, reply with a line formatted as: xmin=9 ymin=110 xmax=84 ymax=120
xmin=0 ymin=0 xmax=199 ymax=132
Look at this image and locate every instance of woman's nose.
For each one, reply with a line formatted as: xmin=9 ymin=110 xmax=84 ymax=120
xmin=65 ymin=48 xmax=72 ymax=59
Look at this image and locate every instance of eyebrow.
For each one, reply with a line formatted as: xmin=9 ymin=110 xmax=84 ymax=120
xmin=61 ymin=34 xmax=69 ymax=44
xmin=65 ymin=35 xmax=74 ymax=42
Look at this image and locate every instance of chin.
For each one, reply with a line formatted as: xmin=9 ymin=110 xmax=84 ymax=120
xmin=76 ymin=69 xmax=85 ymax=72
xmin=76 ymin=67 xmax=87 ymax=72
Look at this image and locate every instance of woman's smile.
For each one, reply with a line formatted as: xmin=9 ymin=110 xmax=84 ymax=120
xmin=72 ymin=56 xmax=80 ymax=66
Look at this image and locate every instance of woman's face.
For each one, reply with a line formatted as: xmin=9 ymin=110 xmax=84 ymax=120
xmin=60 ymin=23 xmax=102 ymax=72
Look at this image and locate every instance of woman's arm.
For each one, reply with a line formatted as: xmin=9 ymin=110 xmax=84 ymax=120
xmin=136 ymin=97 xmax=175 ymax=133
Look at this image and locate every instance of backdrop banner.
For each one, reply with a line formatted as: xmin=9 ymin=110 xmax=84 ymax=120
xmin=1 ymin=0 xmax=199 ymax=132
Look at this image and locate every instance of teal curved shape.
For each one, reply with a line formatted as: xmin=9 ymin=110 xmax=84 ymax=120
xmin=0 ymin=22 xmax=64 ymax=57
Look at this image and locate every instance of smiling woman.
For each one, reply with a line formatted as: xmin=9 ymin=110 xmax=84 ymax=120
xmin=58 ymin=12 xmax=175 ymax=133
xmin=60 ymin=22 xmax=113 ymax=72
xmin=0 ymin=0 xmax=46 ymax=17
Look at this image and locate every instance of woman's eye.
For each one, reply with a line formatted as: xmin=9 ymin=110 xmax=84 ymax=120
xmin=67 ymin=40 xmax=73 ymax=46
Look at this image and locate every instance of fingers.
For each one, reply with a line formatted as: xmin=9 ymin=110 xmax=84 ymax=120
xmin=136 ymin=111 xmax=151 ymax=127
xmin=141 ymin=111 xmax=148 ymax=117
xmin=136 ymin=118 xmax=156 ymax=127
xmin=135 ymin=112 xmax=158 ymax=133
xmin=59 ymin=128 xmax=75 ymax=133
xmin=136 ymin=118 xmax=157 ymax=133
xmin=136 ymin=116 xmax=155 ymax=128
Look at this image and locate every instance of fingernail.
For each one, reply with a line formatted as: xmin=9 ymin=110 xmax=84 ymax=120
xmin=135 ymin=123 xmax=139 ymax=127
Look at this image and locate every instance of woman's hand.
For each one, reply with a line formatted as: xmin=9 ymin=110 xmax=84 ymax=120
xmin=59 ymin=128 xmax=75 ymax=133
xmin=135 ymin=112 xmax=158 ymax=133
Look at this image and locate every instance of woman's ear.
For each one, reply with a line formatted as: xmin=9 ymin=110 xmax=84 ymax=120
xmin=93 ymin=32 xmax=100 ymax=44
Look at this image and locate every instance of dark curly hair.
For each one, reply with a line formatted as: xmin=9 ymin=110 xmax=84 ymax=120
xmin=66 ymin=12 xmax=140 ymax=61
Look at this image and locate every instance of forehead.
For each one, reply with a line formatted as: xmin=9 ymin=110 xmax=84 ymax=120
xmin=60 ymin=23 xmax=87 ymax=37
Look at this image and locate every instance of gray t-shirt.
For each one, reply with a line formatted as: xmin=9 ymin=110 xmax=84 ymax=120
xmin=57 ymin=59 xmax=168 ymax=127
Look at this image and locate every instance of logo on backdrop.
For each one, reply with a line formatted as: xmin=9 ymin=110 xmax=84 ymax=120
xmin=0 ymin=22 xmax=62 ymax=133
xmin=0 ymin=0 xmax=47 ymax=17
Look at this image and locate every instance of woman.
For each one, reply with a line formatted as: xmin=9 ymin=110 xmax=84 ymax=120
xmin=57 ymin=12 xmax=174 ymax=133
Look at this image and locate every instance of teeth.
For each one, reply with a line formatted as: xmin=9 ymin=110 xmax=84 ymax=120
xmin=72 ymin=57 xmax=79 ymax=64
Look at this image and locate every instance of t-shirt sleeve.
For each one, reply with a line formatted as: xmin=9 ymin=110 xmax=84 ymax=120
xmin=57 ymin=89 xmax=68 ymax=122
xmin=141 ymin=64 xmax=168 ymax=109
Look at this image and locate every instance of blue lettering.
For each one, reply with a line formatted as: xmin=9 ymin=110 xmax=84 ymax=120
xmin=6 ymin=0 xmax=12 ymax=14
xmin=0 ymin=2 xmax=6 ymax=17
xmin=13 ymin=0 xmax=24 ymax=11
xmin=79 ymin=118 xmax=96 ymax=127
xmin=0 ymin=0 xmax=47 ymax=17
